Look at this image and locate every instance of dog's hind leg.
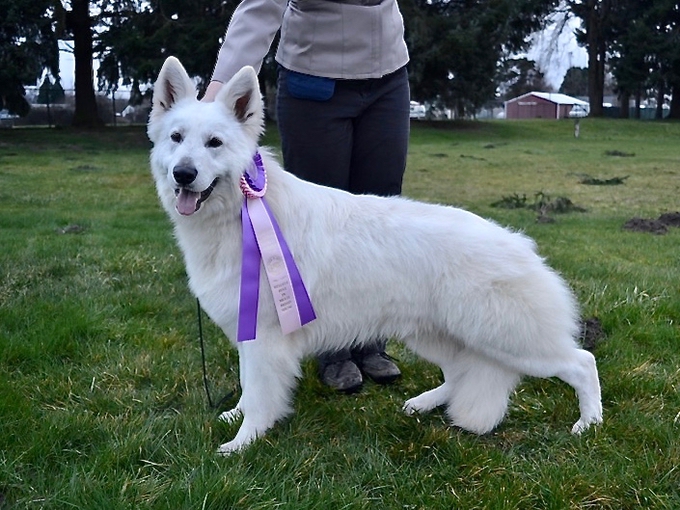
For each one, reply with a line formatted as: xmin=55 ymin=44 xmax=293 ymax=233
xmin=486 ymin=346 xmax=602 ymax=434
xmin=443 ymin=349 xmax=521 ymax=435
xmin=554 ymin=349 xmax=603 ymax=434
xmin=217 ymin=336 xmax=302 ymax=455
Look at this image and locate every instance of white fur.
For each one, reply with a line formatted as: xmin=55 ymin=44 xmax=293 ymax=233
xmin=148 ymin=57 xmax=603 ymax=454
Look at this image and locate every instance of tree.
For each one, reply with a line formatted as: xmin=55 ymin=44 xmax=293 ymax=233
xmin=559 ymin=67 xmax=589 ymax=96
xmin=3 ymin=0 xmax=122 ymax=126
xmin=37 ymin=76 xmax=66 ymax=104
xmin=648 ymin=0 xmax=680 ymax=120
xmin=501 ymin=57 xmax=553 ymax=100
xmin=609 ymin=15 xmax=653 ymax=119
xmin=568 ymin=0 xmax=616 ymax=117
xmin=0 ymin=0 xmax=58 ymax=116
xmin=96 ymin=0 xmax=239 ymax=103
xmin=593 ymin=0 xmax=680 ymax=120
xmin=37 ymin=75 xmax=66 ymax=127
xmin=401 ymin=0 xmax=560 ymax=117
xmin=53 ymin=0 xmax=105 ymax=127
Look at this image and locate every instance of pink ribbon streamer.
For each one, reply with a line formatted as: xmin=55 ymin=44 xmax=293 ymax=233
xmin=237 ymin=153 xmax=316 ymax=341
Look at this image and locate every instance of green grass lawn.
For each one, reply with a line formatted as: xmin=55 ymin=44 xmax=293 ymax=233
xmin=1 ymin=119 xmax=679 ymax=509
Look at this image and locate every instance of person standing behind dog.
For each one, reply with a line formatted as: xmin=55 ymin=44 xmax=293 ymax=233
xmin=202 ymin=0 xmax=410 ymax=393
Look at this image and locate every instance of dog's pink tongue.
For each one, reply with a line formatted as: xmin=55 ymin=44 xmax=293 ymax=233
xmin=176 ymin=189 xmax=200 ymax=216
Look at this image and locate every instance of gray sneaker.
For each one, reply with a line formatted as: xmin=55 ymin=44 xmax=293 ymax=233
xmin=319 ymin=359 xmax=363 ymax=393
xmin=355 ymin=352 xmax=401 ymax=384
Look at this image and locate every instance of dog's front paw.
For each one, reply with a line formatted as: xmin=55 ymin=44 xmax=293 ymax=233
xmin=216 ymin=439 xmax=245 ymax=456
xmin=403 ymin=397 xmax=433 ymax=416
xmin=216 ymin=420 xmax=263 ymax=455
xmin=403 ymin=386 xmax=448 ymax=416
xmin=218 ymin=407 xmax=242 ymax=424
xmin=570 ymin=414 xmax=603 ymax=435
xmin=402 ymin=399 xmax=420 ymax=416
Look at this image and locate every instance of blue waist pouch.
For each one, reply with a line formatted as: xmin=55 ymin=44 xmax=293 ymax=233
xmin=286 ymin=69 xmax=336 ymax=101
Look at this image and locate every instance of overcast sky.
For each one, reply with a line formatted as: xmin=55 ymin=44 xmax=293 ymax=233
xmin=56 ymin=40 xmax=76 ymax=90
xmin=527 ymin=15 xmax=588 ymax=90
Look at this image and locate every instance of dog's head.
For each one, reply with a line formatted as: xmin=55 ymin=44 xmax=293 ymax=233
xmin=148 ymin=57 xmax=264 ymax=218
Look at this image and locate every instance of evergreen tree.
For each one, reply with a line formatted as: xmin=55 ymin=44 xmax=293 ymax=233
xmin=590 ymin=0 xmax=680 ymax=120
xmin=568 ymin=0 xmax=617 ymax=117
xmin=401 ymin=0 xmax=559 ymax=117
xmin=502 ymin=58 xmax=552 ymax=100
xmin=96 ymin=0 xmax=239 ymax=102
xmin=0 ymin=0 xmax=58 ymax=116
xmin=53 ymin=0 xmax=105 ymax=127
xmin=37 ymin=76 xmax=66 ymax=104
xmin=559 ymin=67 xmax=589 ymax=97
xmin=648 ymin=0 xmax=680 ymax=119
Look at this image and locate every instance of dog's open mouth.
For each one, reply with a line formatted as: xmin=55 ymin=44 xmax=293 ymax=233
xmin=175 ymin=178 xmax=219 ymax=216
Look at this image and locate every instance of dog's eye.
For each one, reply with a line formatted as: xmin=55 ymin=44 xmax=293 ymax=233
xmin=171 ymin=132 xmax=183 ymax=143
xmin=206 ymin=137 xmax=223 ymax=149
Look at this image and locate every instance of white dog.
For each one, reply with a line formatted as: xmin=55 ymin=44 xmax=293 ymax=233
xmin=148 ymin=57 xmax=602 ymax=454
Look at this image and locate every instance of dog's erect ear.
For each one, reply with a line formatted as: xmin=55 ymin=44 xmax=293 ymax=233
xmin=148 ymin=57 xmax=197 ymax=142
xmin=151 ymin=57 xmax=197 ymax=114
xmin=216 ymin=66 xmax=264 ymax=140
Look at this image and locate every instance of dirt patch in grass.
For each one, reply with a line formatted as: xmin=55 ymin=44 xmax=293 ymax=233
xmin=579 ymin=317 xmax=605 ymax=352
xmin=491 ymin=192 xmax=586 ymax=223
xmin=567 ymin=172 xmax=629 ymax=185
xmin=460 ymin=154 xmax=487 ymax=161
xmin=659 ymin=211 xmax=680 ymax=226
xmin=492 ymin=192 xmax=586 ymax=213
xmin=579 ymin=175 xmax=629 ymax=185
xmin=623 ymin=212 xmax=680 ymax=235
xmin=70 ymin=164 xmax=101 ymax=173
xmin=605 ymin=150 xmax=636 ymax=158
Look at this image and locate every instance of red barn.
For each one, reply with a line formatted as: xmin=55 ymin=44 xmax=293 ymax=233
xmin=504 ymin=92 xmax=589 ymax=119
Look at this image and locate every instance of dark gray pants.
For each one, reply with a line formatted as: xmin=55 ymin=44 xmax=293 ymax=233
xmin=276 ymin=66 xmax=410 ymax=195
xmin=276 ymin=66 xmax=410 ymax=364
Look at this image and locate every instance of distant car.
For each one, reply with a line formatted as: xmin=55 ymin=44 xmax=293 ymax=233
xmin=0 ymin=109 xmax=19 ymax=120
xmin=410 ymin=101 xmax=426 ymax=120
xmin=568 ymin=104 xmax=589 ymax=118
xmin=0 ymin=109 xmax=19 ymax=127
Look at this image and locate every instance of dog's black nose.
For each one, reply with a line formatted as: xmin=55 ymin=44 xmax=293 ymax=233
xmin=173 ymin=164 xmax=198 ymax=185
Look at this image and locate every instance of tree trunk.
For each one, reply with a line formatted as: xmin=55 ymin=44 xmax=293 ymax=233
xmin=70 ymin=0 xmax=102 ymax=128
xmin=655 ymin=81 xmax=665 ymax=120
xmin=619 ymin=92 xmax=629 ymax=119
xmin=669 ymin=80 xmax=680 ymax=119
xmin=585 ymin=0 xmax=605 ymax=117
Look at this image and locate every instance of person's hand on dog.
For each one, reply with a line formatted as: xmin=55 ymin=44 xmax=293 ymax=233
xmin=201 ymin=81 xmax=222 ymax=102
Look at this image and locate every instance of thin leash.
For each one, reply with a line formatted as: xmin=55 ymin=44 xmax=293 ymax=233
xmin=196 ymin=298 xmax=236 ymax=411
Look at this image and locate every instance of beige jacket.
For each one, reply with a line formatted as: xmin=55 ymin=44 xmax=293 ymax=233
xmin=211 ymin=0 xmax=409 ymax=83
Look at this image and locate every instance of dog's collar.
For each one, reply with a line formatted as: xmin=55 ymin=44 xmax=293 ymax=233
xmin=238 ymin=152 xmax=316 ymax=341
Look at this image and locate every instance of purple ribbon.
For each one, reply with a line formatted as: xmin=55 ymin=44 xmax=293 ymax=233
xmin=237 ymin=153 xmax=316 ymax=341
